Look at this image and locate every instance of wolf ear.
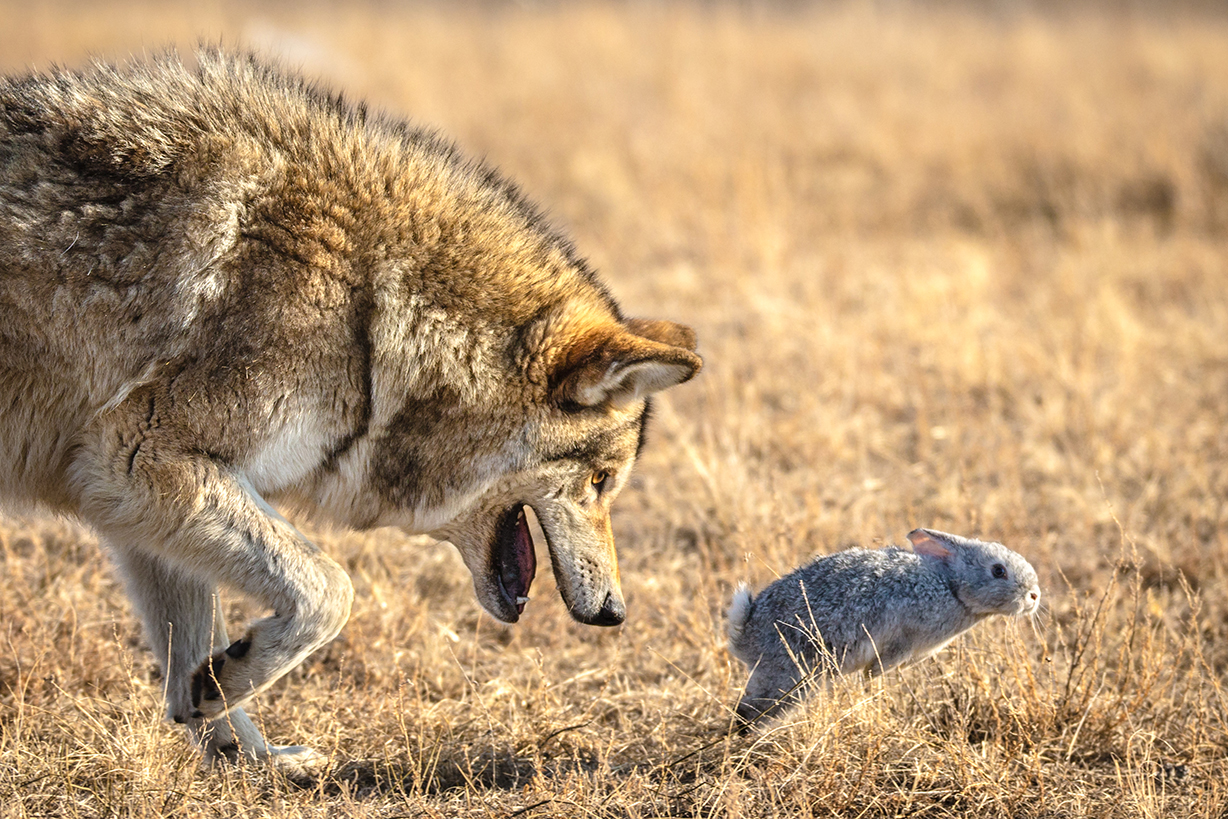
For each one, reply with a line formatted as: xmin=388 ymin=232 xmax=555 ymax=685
xmin=907 ymin=529 xmax=954 ymax=560
xmin=555 ymin=319 xmax=702 ymax=409
xmin=624 ymin=318 xmax=699 ymax=352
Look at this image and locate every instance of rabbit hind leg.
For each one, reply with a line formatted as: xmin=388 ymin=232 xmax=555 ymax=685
xmin=734 ymin=663 xmax=807 ymax=732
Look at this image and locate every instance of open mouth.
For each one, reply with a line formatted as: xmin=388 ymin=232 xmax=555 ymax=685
xmin=494 ymin=503 xmax=537 ymax=618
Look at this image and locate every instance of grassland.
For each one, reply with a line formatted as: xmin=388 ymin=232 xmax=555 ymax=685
xmin=2 ymin=1 xmax=1228 ymax=816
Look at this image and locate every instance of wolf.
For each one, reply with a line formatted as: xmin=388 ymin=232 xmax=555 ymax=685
xmin=0 ymin=50 xmax=701 ymax=768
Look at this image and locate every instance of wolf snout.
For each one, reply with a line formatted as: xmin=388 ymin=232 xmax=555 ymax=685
xmin=558 ymin=579 xmax=626 ymax=626
xmin=575 ymin=591 xmax=625 ymax=627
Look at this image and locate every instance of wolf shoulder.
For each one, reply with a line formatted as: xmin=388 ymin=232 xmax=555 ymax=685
xmin=0 ymin=58 xmax=389 ymax=510
xmin=1 ymin=58 xmax=326 ymax=353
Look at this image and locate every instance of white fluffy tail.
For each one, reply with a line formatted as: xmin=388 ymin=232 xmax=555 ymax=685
xmin=726 ymin=583 xmax=755 ymax=661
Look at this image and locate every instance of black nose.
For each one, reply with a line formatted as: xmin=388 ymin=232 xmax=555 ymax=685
xmin=587 ymin=592 xmax=625 ymax=627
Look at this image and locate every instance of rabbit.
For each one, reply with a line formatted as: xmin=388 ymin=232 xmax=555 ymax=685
xmin=727 ymin=528 xmax=1040 ymax=728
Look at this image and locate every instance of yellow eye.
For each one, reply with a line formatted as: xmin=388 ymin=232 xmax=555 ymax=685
xmin=591 ymin=471 xmax=608 ymax=488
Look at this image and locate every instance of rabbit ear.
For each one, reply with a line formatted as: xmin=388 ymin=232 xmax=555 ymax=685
xmin=907 ymin=529 xmax=953 ymax=560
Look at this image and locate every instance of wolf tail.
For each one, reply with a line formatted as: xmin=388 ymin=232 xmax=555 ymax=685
xmin=726 ymin=583 xmax=756 ymax=662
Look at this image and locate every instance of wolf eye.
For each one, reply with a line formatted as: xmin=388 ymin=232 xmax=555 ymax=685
xmin=992 ymin=564 xmax=1008 ymax=579
xmin=591 ymin=471 xmax=608 ymax=489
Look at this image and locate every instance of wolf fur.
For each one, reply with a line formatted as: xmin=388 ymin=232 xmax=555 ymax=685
xmin=0 ymin=50 xmax=701 ymax=767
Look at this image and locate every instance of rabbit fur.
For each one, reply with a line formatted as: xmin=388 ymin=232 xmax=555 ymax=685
xmin=728 ymin=528 xmax=1040 ymax=727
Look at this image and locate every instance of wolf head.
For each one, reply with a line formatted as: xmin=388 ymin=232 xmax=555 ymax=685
xmin=288 ymin=118 xmax=705 ymax=629
xmin=425 ymin=312 xmax=700 ymax=626
xmin=361 ymin=267 xmax=701 ymax=627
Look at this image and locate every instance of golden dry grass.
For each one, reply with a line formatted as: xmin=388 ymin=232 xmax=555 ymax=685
xmin=3 ymin=1 xmax=1228 ymax=816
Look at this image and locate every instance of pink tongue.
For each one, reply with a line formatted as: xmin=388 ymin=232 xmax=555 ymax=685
xmin=515 ymin=510 xmax=537 ymax=599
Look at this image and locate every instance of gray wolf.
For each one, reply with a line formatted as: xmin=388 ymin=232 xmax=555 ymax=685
xmin=0 ymin=49 xmax=701 ymax=768
xmin=728 ymin=528 xmax=1039 ymax=727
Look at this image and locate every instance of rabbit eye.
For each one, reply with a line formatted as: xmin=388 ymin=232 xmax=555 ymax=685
xmin=991 ymin=564 xmax=1008 ymax=579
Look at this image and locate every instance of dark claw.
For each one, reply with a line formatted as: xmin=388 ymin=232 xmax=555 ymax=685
xmin=190 ymin=653 xmax=226 ymax=707
xmin=214 ymin=743 xmax=240 ymax=762
xmin=225 ymin=637 xmax=251 ymax=659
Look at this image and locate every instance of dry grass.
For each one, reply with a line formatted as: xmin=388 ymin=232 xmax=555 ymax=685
xmin=3 ymin=1 xmax=1228 ymax=816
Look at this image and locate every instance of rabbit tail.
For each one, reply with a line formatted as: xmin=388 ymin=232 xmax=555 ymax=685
xmin=727 ymin=583 xmax=756 ymax=663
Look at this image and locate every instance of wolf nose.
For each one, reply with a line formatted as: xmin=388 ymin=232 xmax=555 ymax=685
xmin=587 ymin=592 xmax=625 ymax=627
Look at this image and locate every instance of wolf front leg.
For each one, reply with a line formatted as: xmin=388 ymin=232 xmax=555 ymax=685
xmin=108 ymin=546 xmax=324 ymax=770
xmin=79 ymin=441 xmax=354 ymax=726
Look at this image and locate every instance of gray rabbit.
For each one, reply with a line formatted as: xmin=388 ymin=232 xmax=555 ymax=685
xmin=727 ymin=528 xmax=1040 ymax=727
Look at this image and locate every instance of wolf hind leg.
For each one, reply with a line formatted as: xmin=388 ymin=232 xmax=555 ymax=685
xmin=82 ymin=444 xmax=353 ymax=723
xmin=108 ymin=545 xmax=324 ymax=770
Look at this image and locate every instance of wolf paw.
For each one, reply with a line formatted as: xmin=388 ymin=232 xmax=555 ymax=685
xmin=189 ymin=637 xmax=253 ymax=719
xmin=202 ymin=739 xmax=325 ymax=778
xmin=267 ymin=745 xmax=328 ymax=781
